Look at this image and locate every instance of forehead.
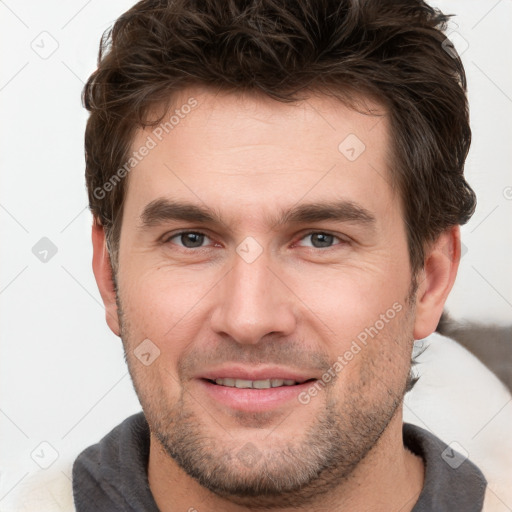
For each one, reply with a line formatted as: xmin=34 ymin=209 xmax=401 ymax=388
xmin=124 ymin=87 xmax=395 ymax=228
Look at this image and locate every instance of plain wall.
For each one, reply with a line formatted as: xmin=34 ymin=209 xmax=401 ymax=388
xmin=1 ymin=0 xmax=511 ymax=503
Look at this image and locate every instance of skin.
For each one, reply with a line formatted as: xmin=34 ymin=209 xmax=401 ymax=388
xmin=92 ymin=86 xmax=461 ymax=511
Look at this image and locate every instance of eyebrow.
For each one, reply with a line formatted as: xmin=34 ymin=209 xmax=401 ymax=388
xmin=138 ymin=198 xmax=376 ymax=231
xmin=276 ymin=201 xmax=376 ymax=227
xmin=139 ymin=199 xmax=217 ymax=227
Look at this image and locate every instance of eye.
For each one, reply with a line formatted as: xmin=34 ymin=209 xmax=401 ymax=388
xmin=166 ymin=231 xmax=211 ymax=248
xmin=297 ymin=232 xmax=343 ymax=249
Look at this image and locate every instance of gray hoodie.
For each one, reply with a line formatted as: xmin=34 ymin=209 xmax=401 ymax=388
xmin=72 ymin=413 xmax=486 ymax=511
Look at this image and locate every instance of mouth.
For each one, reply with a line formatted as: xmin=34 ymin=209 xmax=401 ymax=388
xmin=196 ymin=372 xmax=319 ymax=413
xmin=205 ymin=377 xmax=313 ymax=389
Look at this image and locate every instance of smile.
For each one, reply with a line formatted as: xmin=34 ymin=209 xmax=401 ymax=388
xmin=210 ymin=378 xmax=306 ymax=389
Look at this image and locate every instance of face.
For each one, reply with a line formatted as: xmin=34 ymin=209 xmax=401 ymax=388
xmin=112 ymin=88 xmax=418 ymax=506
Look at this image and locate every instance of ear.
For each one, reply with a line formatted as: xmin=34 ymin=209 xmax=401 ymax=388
xmin=92 ymin=219 xmax=120 ymax=336
xmin=413 ymin=225 xmax=461 ymax=340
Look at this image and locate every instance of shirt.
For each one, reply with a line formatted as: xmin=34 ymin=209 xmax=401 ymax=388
xmin=72 ymin=412 xmax=487 ymax=511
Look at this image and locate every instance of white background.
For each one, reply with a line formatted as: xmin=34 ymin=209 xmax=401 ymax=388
xmin=1 ymin=0 xmax=511 ymax=505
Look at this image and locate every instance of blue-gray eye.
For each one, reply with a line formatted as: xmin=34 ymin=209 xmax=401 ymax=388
xmin=170 ymin=232 xmax=208 ymax=248
xmin=298 ymin=232 xmax=339 ymax=248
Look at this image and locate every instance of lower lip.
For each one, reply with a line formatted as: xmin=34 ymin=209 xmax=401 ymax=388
xmin=197 ymin=379 xmax=317 ymax=412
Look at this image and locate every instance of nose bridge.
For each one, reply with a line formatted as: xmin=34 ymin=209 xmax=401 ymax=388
xmin=210 ymin=248 xmax=296 ymax=344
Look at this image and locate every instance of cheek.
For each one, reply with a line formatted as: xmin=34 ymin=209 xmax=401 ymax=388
xmin=287 ymin=260 xmax=410 ymax=341
xmin=119 ymin=266 xmax=204 ymax=332
xmin=290 ymin=262 xmax=413 ymax=387
xmin=117 ymin=265 xmax=222 ymax=380
xmin=330 ymin=302 xmax=414 ymax=406
xmin=118 ymin=272 xmax=196 ymax=406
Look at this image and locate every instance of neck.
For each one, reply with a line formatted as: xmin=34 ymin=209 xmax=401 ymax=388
xmin=148 ymin=408 xmax=424 ymax=512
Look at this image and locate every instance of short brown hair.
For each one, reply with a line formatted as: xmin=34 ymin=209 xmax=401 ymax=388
xmin=83 ymin=0 xmax=476 ymax=273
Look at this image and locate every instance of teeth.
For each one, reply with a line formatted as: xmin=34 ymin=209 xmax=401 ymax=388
xmin=213 ymin=378 xmax=299 ymax=388
xmin=253 ymin=379 xmax=271 ymax=389
xmin=215 ymin=378 xmax=235 ymax=387
xmin=235 ymin=379 xmax=253 ymax=389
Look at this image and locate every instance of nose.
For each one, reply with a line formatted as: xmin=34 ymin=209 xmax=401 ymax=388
xmin=210 ymin=248 xmax=297 ymax=345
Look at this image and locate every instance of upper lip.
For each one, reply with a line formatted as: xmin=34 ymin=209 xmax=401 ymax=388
xmin=198 ymin=365 xmax=318 ymax=383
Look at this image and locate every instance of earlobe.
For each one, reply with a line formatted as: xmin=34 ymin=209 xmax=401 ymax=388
xmin=413 ymin=226 xmax=461 ymax=340
xmin=91 ymin=219 xmax=121 ymax=337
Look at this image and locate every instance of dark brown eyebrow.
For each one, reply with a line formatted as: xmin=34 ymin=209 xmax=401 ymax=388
xmin=138 ymin=198 xmax=376 ymax=231
xmin=274 ymin=201 xmax=376 ymax=228
xmin=139 ymin=199 xmax=217 ymax=228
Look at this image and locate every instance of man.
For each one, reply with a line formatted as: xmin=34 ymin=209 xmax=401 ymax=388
xmin=73 ymin=0 xmax=488 ymax=510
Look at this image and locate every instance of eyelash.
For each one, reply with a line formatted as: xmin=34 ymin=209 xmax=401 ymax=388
xmin=162 ymin=230 xmax=348 ymax=250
